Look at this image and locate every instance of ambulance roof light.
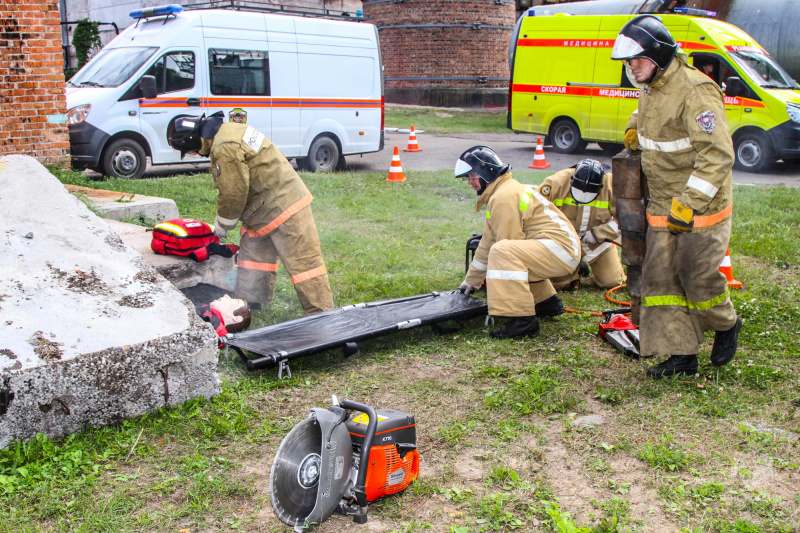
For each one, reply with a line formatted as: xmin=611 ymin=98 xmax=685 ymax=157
xmin=130 ymin=4 xmax=183 ymax=20
xmin=674 ymin=7 xmax=717 ymax=17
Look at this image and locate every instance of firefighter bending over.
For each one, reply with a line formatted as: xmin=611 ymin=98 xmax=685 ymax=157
xmin=611 ymin=15 xmax=741 ymax=378
xmin=537 ymin=159 xmax=625 ymax=290
xmin=455 ymin=146 xmax=580 ymax=339
xmin=167 ymin=112 xmax=334 ymax=315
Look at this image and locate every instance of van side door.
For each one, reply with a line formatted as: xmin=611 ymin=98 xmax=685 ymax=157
xmin=201 ymin=12 xmax=272 ymax=147
xmin=137 ymin=49 xmax=205 ymax=164
xmin=265 ymin=15 xmax=301 ymax=156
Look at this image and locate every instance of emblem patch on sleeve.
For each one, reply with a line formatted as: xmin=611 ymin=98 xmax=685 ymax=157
xmin=696 ymin=111 xmax=716 ymax=134
xmin=540 ymin=185 xmax=551 ymax=197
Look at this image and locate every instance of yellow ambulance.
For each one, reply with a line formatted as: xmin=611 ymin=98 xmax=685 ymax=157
xmin=507 ymin=12 xmax=800 ymax=172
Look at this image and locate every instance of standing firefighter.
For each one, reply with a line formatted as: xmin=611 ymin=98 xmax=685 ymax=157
xmin=456 ymin=146 xmax=580 ymax=339
xmin=167 ymin=112 xmax=334 ymax=315
xmin=538 ymin=159 xmax=625 ymax=290
xmin=611 ymin=15 xmax=741 ymax=378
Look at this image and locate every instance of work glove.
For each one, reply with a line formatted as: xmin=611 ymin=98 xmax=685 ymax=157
xmin=666 ymin=197 xmax=695 ymax=235
xmin=623 ymin=128 xmax=639 ymax=151
xmin=581 ymin=231 xmax=598 ymax=245
xmin=213 ymin=216 xmax=229 ymax=239
xmin=458 ymin=281 xmax=476 ymax=295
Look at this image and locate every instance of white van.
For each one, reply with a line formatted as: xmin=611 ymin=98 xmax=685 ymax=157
xmin=66 ymin=4 xmax=384 ymax=179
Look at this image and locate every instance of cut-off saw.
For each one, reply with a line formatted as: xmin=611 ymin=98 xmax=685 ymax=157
xmin=270 ymin=396 xmax=420 ymax=531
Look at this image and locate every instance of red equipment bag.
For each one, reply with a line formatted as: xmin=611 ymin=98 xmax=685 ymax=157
xmin=151 ymin=218 xmax=237 ymax=262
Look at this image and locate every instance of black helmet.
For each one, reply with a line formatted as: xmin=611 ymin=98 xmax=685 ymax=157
xmin=167 ymin=111 xmax=224 ymax=158
xmin=570 ymin=159 xmax=605 ymax=204
xmin=610 ymin=15 xmax=677 ymax=70
xmin=454 ymin=145 xmax=510 ymax=195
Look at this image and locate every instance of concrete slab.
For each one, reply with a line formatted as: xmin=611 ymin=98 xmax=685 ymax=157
xmin=65 ymin=184 xmax=179 ymax=224
xmin=0 ymin=155 xmax=220 ymax=448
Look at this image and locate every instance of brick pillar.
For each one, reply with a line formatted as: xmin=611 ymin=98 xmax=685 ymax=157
xmin=0 ymin=0 xmax=70 ymax=166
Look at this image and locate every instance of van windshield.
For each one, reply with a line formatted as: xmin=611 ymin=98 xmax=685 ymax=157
xmin=730 ymin=51 xmax=799 ymax=90
xmin=67 ymin=47 xmax=158 ymax=88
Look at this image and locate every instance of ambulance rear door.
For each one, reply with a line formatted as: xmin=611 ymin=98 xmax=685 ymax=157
xmin=511 ymin=15 xmax=599 ymax=144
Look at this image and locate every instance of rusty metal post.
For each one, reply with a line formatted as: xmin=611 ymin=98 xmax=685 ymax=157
xmin=611 ymin=151 xmax=648 ymax=325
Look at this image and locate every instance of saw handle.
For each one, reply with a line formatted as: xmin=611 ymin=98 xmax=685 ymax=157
xmin=339 ymin=399 xmax=378 ymax=510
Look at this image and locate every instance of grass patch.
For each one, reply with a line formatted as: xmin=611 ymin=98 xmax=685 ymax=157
xmin=385 ymin=104 xmax=508 ymax=134
xmin=10 ymin=161 xmax=798 ymax=532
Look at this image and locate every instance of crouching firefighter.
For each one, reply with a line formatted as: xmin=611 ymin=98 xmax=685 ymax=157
xmin=167 ymin=113 xmax=334 ymax=315
xmin=538 ymin=159 xmax=626 ymax=290
xmin=455 ymin=146 xmax=580 ymax=339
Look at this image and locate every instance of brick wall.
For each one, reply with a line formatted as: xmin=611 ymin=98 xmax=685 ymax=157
xmin=364 ymin=0 xmax=515 ymax=106
xmin=0 ymin=0 xmax=70 ymax=165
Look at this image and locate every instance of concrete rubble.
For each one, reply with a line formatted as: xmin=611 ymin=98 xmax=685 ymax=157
xmin=0 ymin=155 xmax=221 ymax=449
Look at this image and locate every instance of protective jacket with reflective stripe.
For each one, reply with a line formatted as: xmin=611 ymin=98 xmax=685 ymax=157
xmin=209 ymin=122 xmax=311 ymax=234
xmin=538 ymin=168 xmax=620 ymax=245
xmin=465 ymin=173 xmax=580 ymax=288
xmin=626 ymin=53 xmax=734 ymax=232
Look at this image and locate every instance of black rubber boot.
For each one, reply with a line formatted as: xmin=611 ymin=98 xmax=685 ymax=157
xmin=646 ymin=354 xmax=698 ymax=379
xmin=710 ymin=316 xmax=742 ymax=366
xmin=578 ymin=260 xmax=591 ymax=278
xmin=534 ymin=294 xmax=565 ymax=318
xmin=490 ymin=316 xmax=541 ymax=339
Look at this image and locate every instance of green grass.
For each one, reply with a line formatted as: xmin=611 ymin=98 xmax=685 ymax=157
xmin=385 ymin=104 xmax=509 ymax=134
xmin=7 ymin=159 xmax=799 ymax=532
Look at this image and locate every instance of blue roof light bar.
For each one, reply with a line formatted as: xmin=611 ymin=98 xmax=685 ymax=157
xmin=130 ymin=4 xmax=184 ymax=20
xmin=674 ymin=7 xmax=717 ymax=17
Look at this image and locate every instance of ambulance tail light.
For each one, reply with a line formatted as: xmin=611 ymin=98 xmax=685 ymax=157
xmin=67 ymin=104 xmax=91 ymax=125
xmin=506 ymin=84 xmax=513 ymax=129
xmin=673 ymin=7 xmax=716 ymax=17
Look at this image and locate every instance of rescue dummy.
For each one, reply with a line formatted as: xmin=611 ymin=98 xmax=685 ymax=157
xmin=455 ymin=146 xmax=580 ymax=339
xmin=167 ymin=112 xmax=334 ymax=315
xmin=196 ymin=294 xmax=252 ymax=337
xmin=611 ymin=15 xmax=741 ymax=378
xmin=537 ymin=159 xmax=625 ymax=290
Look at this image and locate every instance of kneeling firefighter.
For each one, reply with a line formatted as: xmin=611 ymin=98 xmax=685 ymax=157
xmin=538 ymin=159 xmax=625 ymax=289
xmin=456 ymin=146 xmax=580 ymax=339
xmin=167 ymin=113 xmax=334 ymax=315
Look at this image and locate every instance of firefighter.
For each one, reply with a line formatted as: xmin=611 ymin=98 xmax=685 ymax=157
xmin=455 ymin=146 xmax=580 ymax=339
xmin=611 ymin=15 xmax=741 ymax=378
xmin=537 ymin=159 xmax=625 ymax=290
xmin=167 ymin=112 xmax=334 ymax=315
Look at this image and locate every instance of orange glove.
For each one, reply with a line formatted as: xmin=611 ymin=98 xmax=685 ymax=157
xmin=624 ymin=128 xmax=640 ymax=151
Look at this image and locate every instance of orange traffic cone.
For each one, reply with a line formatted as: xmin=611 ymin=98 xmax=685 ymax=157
xmin=386 ymin=146 xmax=406 ymax=182
xmin=719 ymin=248 xmax=743 ymax=288
xmin=404 ymin=125 xmax=422 ymax=152
xmin=528 ymin=136 xmax=551 ymax=169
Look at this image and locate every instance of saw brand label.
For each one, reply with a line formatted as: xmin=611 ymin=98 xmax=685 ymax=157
xmin=334 ymin=456 xmax=344 ymax=480
xmin=351 ymin=413 xmax=387 ymax=426
xmin=388 ymin=468 xmax=406 ymax=486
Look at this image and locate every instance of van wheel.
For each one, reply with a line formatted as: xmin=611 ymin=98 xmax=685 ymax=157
xmin=734 ymin=132 xmax=774 ymax=173
xmin=550 ymin=119 xmax=587 ymax=154
xmin=303 ymin=136 xmax=340 ymax=173
xmin=102 ymin=139 xmax=147 ymax=179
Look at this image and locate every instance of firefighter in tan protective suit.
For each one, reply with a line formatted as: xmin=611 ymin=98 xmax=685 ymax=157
xmin=537 ymin=159 xmax=625 ymax=290
xmin=167 ymin=112 xmax=334 ymax=315
xmin=611 ymin=15 xmax=741 ymax=378
xmin=455 ymin=146 xmax=580 ymax=339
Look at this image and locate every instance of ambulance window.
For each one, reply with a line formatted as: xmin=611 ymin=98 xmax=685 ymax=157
xmin=209 ymin=49 xmax=270 ymax=96
xmin=144 ymin=51 xmax=195 ymax=94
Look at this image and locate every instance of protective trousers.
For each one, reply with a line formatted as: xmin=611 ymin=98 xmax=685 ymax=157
xmin=487 ymin=239 xmax=577 ymax=317
xmin=235 ymin=205 xmax=334 ymax=315
xmin=640 ymin=218 xmax=737 ymax=357
xmin=561 ymin=243 xmax=626 ymax=289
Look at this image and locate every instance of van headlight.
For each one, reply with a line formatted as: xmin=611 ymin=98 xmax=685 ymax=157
xmin=787 ymin=104 xmax=800 ymax=124
xmin=67 ymin=104 xmax=91 ymax=125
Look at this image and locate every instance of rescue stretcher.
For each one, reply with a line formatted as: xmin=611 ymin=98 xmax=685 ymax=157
xmin=223 ymin=291 xmax=488 ymax=376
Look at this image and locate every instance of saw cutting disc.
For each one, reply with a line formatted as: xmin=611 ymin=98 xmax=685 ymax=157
xmin=270 ymin=418 xmax=323 ymax=528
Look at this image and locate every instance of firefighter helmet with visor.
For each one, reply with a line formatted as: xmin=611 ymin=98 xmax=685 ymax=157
xmin=570 ymin=159 xmax=605 ymax=204
xmin=454 ymin=145 xmax=510 ymax=195
xmin=610 ymin=15 xmax=678 ymax=71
